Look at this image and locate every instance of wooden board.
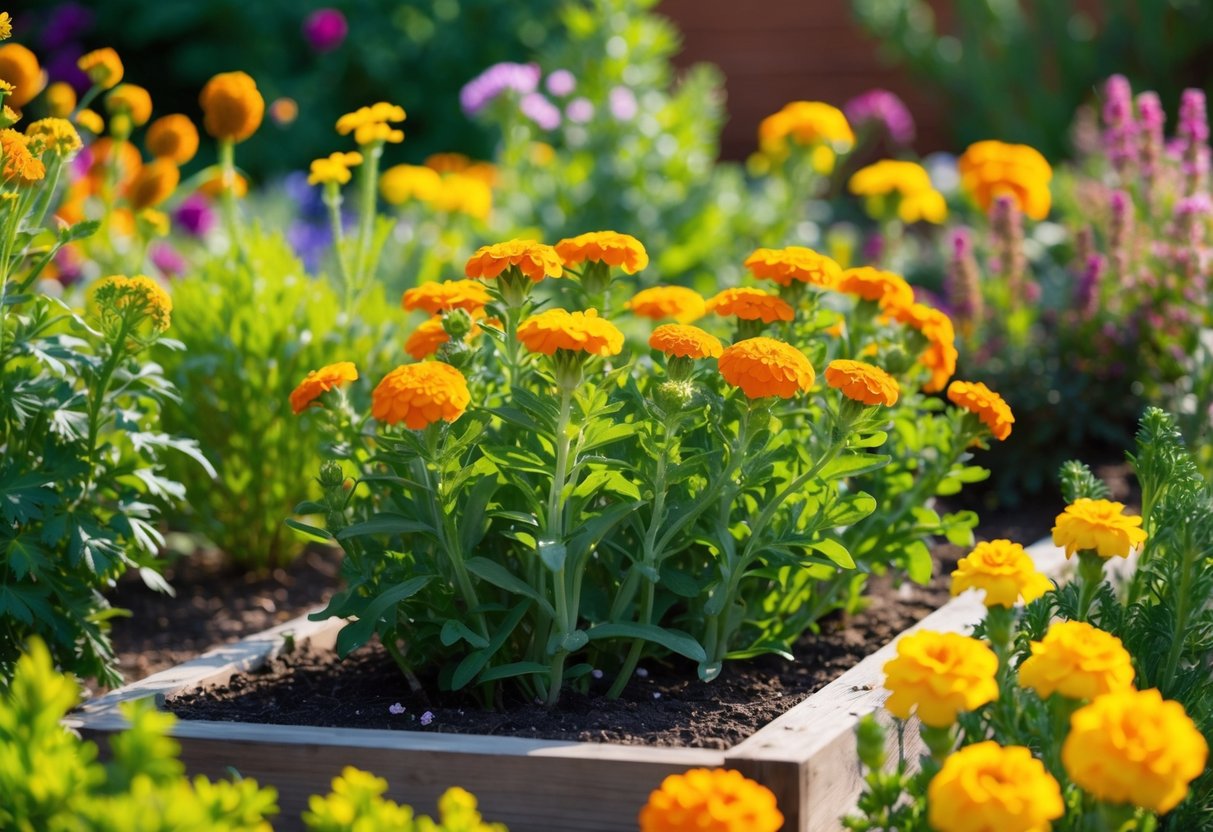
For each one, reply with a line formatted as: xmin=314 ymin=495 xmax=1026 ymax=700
xmin=68 ymin=537 xmax=1067 ymax=831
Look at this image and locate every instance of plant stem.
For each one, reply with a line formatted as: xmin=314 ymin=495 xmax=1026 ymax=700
xmin=217 ymin=139 xmax=242 ymax=256
xmin=1075 ymin=551 xmax=1105 ymax=622
xmin=545 ymin=384 xmax=576 ymax=705
xmin=352 ymin=142 xmax=382 ymax=296
xmin=1160 ymin=526 xmax=1196 ymax=692
xmin=323 ymin=183 xmax=353 ymax=308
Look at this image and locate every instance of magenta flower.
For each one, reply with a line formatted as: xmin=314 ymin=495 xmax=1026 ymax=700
xmin=174 ymin=195 xmax=216 ymax=238
xmin=151 ymin=244 xmax=187 ymax=278
xmin=609 ymin=86 xmax=638 ymax=121
xmin=303 ymin=8 xmax=348 ymax=53
xmin=545 ymin=69 xmax=576 ymax=97
xmin=520 ymin=92 xmax=561 ymax=131
xmin=844 ymin=89 xmax=915 ymax=145
xmin=460 ymin=62 xmax=541 ymax=116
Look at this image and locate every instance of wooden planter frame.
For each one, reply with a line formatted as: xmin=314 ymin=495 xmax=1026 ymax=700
xmin=68 ymin=538 xmax=1065 ymax=832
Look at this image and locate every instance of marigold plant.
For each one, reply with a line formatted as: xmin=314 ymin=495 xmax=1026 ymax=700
xmin=1017 ymin=620 xmax=1135 ymax=701
xmin=949 ymin=539 xmax=1052 ymax=608
xmin=638 ymin=768 xmax=783 ymax=832
xmin=882 ymin=631 xmax=1000 ymax=728
xmin=926 ymin=742 xmax=1064 ymax=832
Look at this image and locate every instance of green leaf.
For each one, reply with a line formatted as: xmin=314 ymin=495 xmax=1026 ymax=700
xmin=284 ymin=518 xmax=333 ymax=543
xmin=335 ymin=575 xmax=435 ymax=657
xmin=586 ymin=623 xmax=706 ymax=662
xmin=452 ymin=650 xmax=490 ymax=690
xmin=440 ymin=619 xmax=489 ymax=650
xmin=804 ymin=537 xmax=855 ymax=568
xmin=820 ymin=453 xmax=891 ymax=480
xmin=659 ymin=566 xmax=703 ymax=598
xmin=823 ymin=492 xmax=877 ymax=527
xmin=904 ymin=541 xmax=934 ymax=585
xmin=337 ymin=514 xmax=435 ymax=540
xmin=476 ymin=661 xmax=549 ymax=683
xmin=537 ymin=538 xmax=567 ymax=572
xmin=465 ymin=557 xmax=556 ymax=618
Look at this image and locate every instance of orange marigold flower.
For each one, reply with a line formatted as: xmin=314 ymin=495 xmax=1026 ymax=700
xmin=743 ymin=246 xmax=841 ymax=288
xmin=892 ymin=302 xmax=958 ymax=393
xmin=1052 ymin=498 xmax=1147 ymax=560
xmin=289 ymin=361 xmax=358 ymax=414
xmin=465 ymin=239 xmax=563 ymax=283
xmin=425 ymin=152 xmax=472 ymax=173
xmin=198 ymin=170 xmax=248 ymax=198
xmin=951 ymin=539 xmax=1053 ymax=608
xmin=146 ymin=114 xmax=199 ymax=164
xmin=86 ymin=138 xmax=142 ymax=189
xmin=307 ymin=151 xmax=363 ymax=186
xmin=947 ymin=380 xmax=1014 ymax=441
xmin=199 ymin=71 xmax=265 ymax=143
xmin=883 ymin=631 xmax=999 ymax=727
xmin=0 ymin=129 xmax=44 ymax=185
xmin=106 ymin=83 xmax=152 ymax=127
xmin=638 ymin=768 xmax=783 ymax=832
xmin=1018 ymin=620 xmax=1135 ymax=701
xmin=402 ymin=279 xmax=490 ymax=315
xmin=758 ymin=100 xmax=854 ymax=156
xmin=927 ymin=742 xmax=1064 ymax=832
xmin=518 ymin=308 xmax=624 ymax=357
xmin=706 ymin=287 xmax=794 ymax=323
xmin=837 ymin=266 xmax=915 ymax=310
xmin=958 ymin=140 xmax=1053 ymax=220
xmin=718 ymin=337 xmax=815 ymax=399
xmin=78 ymin=47 xmax=123 ymax=90
xmin=649 ymin=324 xmax=723 ymax=359
xmin=46 ymin=82 xmax=77 ymax=118
xmin=624 ymin=286 xmax=706 ymax=323
xmin=371 ymin=362 xmax=470 ymax=430
xmin=554 ymin=231 xmax=649 ymax=274
xmin=824 ymin=359 xmax=899 ymax=406
xmin=0 ymin=43 xmax=42 ymax=108
xmin=126 ymin=158 xmax=180 ymax=211
xmin=405 ymin=317 xmax=450 ymax=360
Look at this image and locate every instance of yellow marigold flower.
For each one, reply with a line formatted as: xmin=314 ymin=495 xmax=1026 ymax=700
xmin=718 ymin=337 xmax=814 ymax=399
xmin=958 ymin=140 xmax=1053 ymax=220
xmin=198 ymin=170 xmax=248 ymax=198
xmin=46 ymin=82 xmax=77 ymax=118
xmin=743 ymin=246 xmax=841 ymax=288
xmin=0 ymin=128 xmax=44 ymax=185
xmin=898 ymin=188 xmax=948 ymax=224
xmin=127 ymin=159 xmax=179 ymax=211
xmin=927 ymin=742 xmax=1064 ymax=832
xmin=290 ymin=361 xmax=358 ymax=414
xmin=554 ymin=230 xmax=649 ymax=274
xmin=106 ymin=84 xmax=152 ymax=127
xmin=1052 ymin=498 xmax=1146 ymax=559
xmin=649 ymin=324 xmax=723 ymax=359
xmin=0 ymin=43 xmax=42 ymax=108
xmin=425 ymin=152 xmax=472 ymax=173
xmin=137 ymin=208 xmax=170 ymax=237
xmin=146 ymin=114 xmax=199 ymax=164
xmin=950 ymin=539 xmax=1053 ymax=608
xmin=947 ymin=380 xmax=1014 ymax=441
xmin=465 ymin=239 xmax=562 ymax=283
xmin=883 ymin=630 xmax=999 ymax=727
xmin=307 ymin=151 xmax=363 ymax=186
xmin=625 ymin=285 xmax=706 ymax=323
xmin=402 ymin=279 xmax=490 ymax=315
xmin=0 ymin=12 xmax=10 ymax=40
xmin=706 ymin=287 xmax=794 ymax=323
xmin=379 ymin=163 xmax=441 ymax=205
xmin=76 ymin=109 xmax=104 ymax=135
xmin=1018 ymin=620 xmax=1135 ymax=701
xmin=94 ymin=274 xmax=173 ymax=332
xmin=758 ymin=100 xmax=854 ymax=156
xmin=336 ymin=101 xmax=406 ymax=145
xmin=518 ymin=308 xmax=624 ymax=357
xmin=638 ymin=768 xmax=783 ymax=832
xmin=824 ymin=359 xmax=899 ymax=407
xmin=371 ymin=362 xmax=470 ymax=430
xmin=431 ymin=173 xmax=492 ymax=221
xmin=24 ymin=118 xmax=82 ymax=156
xmin=199 ymin=71 xmax=264 ymax=143
xmin=78 ymin=47 xmax=123 ymax=90
xmin=848 ymin=159 xmax=948 ymax=224
xmin=837 ymin=266 xmax=915 ymax=310
xmin=1063 ymin=688 xmax=1208 ymax=814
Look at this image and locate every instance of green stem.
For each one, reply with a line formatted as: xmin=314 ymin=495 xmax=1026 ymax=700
xmin=1160 ymin=526 xmax=1196 ymax=691
xmin=545 ymin=385 xmax=576 ymax=705
xmin=352 ymin=142 xmax=383 ymax=295
xmin=217 ymin=139 xmax=242 ymax=256
xmin=28 ymin=154 xmax=65 ymax=229
xmin=82 ymin=314 xmax=134 ymax=500
xmin=1075 ymin=551 xmax=1105 ymax=623
xmin=421 ymin=438 xmax=487 ymax=640
xmin=322 ymin=182 xmax=352 ymax=306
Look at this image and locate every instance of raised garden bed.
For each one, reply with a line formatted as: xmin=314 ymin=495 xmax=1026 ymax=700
xmin=69 ymin=538 xmax=1066 ymax=831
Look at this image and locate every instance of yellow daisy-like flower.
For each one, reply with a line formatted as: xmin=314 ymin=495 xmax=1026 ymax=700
xmin=146 ymin=114 xmax=199 ymax=165
xmin=1018 ymin=620 xmax=1135 ymax=701
xmin=950 ymin=539 xmax=1053 ymax=608
xmin=93 ymin=274 xmax=173 ymax=332
xmin=46 ymin=82 xmax=77 ymax=118
xmin=517 ymin=308 xmax=624 ymax=357
xmin=430 ymin=173 xmax=492 ymax=221
xmin=289 ymin=362 xmax=359 ymax=415
xmin=758 ymin=100 xmax=854 ymax=156
xmin=307 ymin=151 xmax=363 ymax=186
xmin=706 ymin=287 xmax=794 ymax=324
xmin=824 ymin=359 xmax=899 ymax=407
xmin=24 ymin=118 xmax=82 ymax=157
xmin=836 ymin=266 xmax=915 ymax=311
xmin=402 ymin=280 xmax=490 ymax=315
xmin=379 ymin=163 xmax=441 ymax=205
xmin=199 ymin=71 xmax=265 ymax=143
xmin=371 ymin=362 xmax=470 ymax=430
xmin=625 ymin=286 xmax=706 ymax=324
xmin=75 ymin=109 xmax=104 ymax=135
xmin=947 ymin=380 xmax=1015 ymax=441
xmin=927 ymin=742 xmax=1064 ymax=832
xmin=554 ymin=231 xmax=649 ymax=274
xmin=638 ymin=768 xmax=783 ymax=832
xmin=0 ymin=43 xmax=42 ymax=108
xmin=1063 ymin=688 xmax=1207 ymax=814
xmin=127 ymin=158 xmax=180 ymax=211
xmin=78 ymin=47 xmax=124 ymax=90
xmin=1052 ymin=498 xmax=1147 ymax=559
xmin=0 ymin=12 xmax=11 ymax=40
xmin=743 ymin=246 xmax=842 ymax=289
xmin=336 ymin=101 xmax=406 ymax=145
xmin=106 ymin=83 xmax=152 ymax=127
xmin=848 ymin=159 xmax=948 ymax=224
xmin=0 ymin=128 xmax=44 ymax=185
xmin=882 ymin=630 xmax=999 ymax=727
xmin=958 ymin=140 xmax=1053 ymax=221
xmin=465 ymin=239 xmax=563 ymax=283
xmin=718 ymin=337 xmax=815 ymax=399
xmin=649 ymin=324 xmax=723 ymax=359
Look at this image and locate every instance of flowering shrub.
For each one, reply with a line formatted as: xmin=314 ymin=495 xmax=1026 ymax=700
xmin=845 ymin=408 xmax=1213 ymax=831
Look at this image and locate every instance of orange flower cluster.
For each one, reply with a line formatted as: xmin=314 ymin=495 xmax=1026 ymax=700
xmin=744 ymin=246 xmax=841 ymax=288
xmin=889 ymin=303 xmax=957 ymax=393
xmin=372 ymin=362 xmax=470 ymax=429
xmin=718 ymin=337 xmax=815 ymax=399
xmin=758 ymin=100 xmax=854 ymax=154
xmin=625 ymin=286 xmax=706 ymax=323
xmin=824 ymin=359 xmax=899 ymax=407
xmin=0 ymin=128 xmax=45 ymax=185
xmin=199 ymin=71 xmax=264 ymax=143
xmin=146 ymin=114 xmax=199 ymax=165
xmin=555 ymin=231 xmax=649 ymax=274
xmin=107 ymin=83 xmax=153 ymax=127
xmin=958 ymin=140 xmax=1053 ymax=220
xmin=707 ymin=288 xmax=794 ymax=324
xmin=518 ymin=308 xmax=624 ymax=357
xmin=848 ymin=159 xmax=947 ymax=224
xmin=290 ymin=361 xmax=359 ymax=414
xmin=402 ymin=280 xmax=490 ymax=315
xmin=837 ymin=267 xmax=915 ymax=310
xmin=465 ymin=239 xmax=563 ymax=282
xmin=639 ymin=768 xmax=783 ymax=832
xmin=127 ymin=158 xmax=180 ymax=210
xmin=0 ymin=43 xmax=42 ymax=107
xmin=380 ymin=162 xmax=493 ymax=221
xmin=78 ymin=47 xmax=123 ymax=90
xmin=93 ymin=274 xmax=173 ymax=332
xmin=947 ymin=380 xmax=1015 ymax=441
xmin=649 ymin=324 xmax=723 ymax=359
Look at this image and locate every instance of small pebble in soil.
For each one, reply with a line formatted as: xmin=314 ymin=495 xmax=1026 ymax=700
xmin=389 ymin=702 xmax=405 ymax=715
xmin=635 ymin=667 xmax=649 ymax=678
xmin=652 ymin=692 xmax=662 ymax=700
xmin=591 ymin=668 xmax=604 ymax=679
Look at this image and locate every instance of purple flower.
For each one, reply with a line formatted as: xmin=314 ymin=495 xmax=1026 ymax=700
xmin=520 ymin=92 xmax=561 ymax=131
xmin=460 ymin=62 xmax=541 ymax=116
xmin=45 ymin=47 xmax=90 ymax=91
xmin=1075 ymin=254 xmax=1104 ymax=317
xmin=844 ymin=89 xmax=915 ymax=145
xmin=53 ymin=245 xmax=83 ymax=286
xmin=388 ymin=702 xmax=405 ymax=715
xmin=420 ymin=710 xmax=435 ymax=726
xmin=566 ymin=96 xmax=594 ymax=124
xmin=1178 ymin=88 xmax=1210 ymax=145
xmin=1101 ymin=75 xmax=1137 ymax=173
xmin=303 ymin=8 xmax=348 ymax=53
xmin=174 ymin=195 xmax=216 ymax=238
xmin=1136 ymin=91 xmax=1165 ymax=188
xmin=41 ymin=3 xmax=94 ymax=51
xmin=1176 ymin=194 xmax=1213 ymax=217
xmin=545 ymin=69 xmax=576 ymax=97
xmin=151 ymin=244 xmax=187 ymax=278
xmin=608 ymin=86 xmax=638 ymax=121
